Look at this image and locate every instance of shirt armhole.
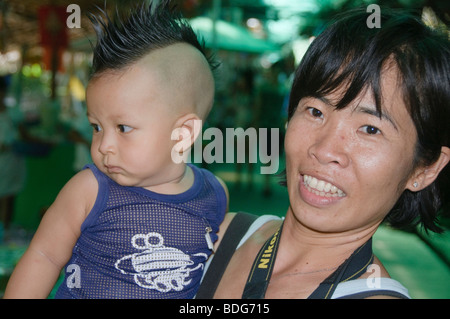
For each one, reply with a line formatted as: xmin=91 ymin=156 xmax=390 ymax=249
xmin=80 ymin=164 xmax=108 ymax=232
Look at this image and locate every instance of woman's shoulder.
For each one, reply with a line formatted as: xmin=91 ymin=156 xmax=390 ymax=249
xmin=236 ymin=214 xmax=283 ymax=249
xmin=212 ymin=212 xmax=282 ymax=252
xmin=332 ymin=277 xmax=411 ymax=299
xmin=329 ymin=247 xmax=410 ymax=299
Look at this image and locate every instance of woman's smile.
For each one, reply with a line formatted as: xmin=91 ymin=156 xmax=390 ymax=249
xmin=299 ymin=174 xmax=347 ymax=207
xmin=303 ymin=174 xmax=346 ymax=197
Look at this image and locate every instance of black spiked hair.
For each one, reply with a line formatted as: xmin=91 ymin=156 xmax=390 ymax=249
xmin=88 ymin=1 xmax=218 ymax=77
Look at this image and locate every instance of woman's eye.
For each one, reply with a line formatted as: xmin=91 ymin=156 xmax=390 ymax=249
xmin=360 ymin=125 xmax=381 ymax=135
xmin=307 ymin=107 xmax=323 ymax=118
xmin=118 ymin=125 xmax=133 ymax=133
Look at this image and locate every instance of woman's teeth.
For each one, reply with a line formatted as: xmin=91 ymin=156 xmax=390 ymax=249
xmin=303 ymin=175 xmax=346 ymax=197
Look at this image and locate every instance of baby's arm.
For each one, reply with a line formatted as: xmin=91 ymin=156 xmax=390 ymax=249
xmin=4 ymin=169 xmax=97 ymax=298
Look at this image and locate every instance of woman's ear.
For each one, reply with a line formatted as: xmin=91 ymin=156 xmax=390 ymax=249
xmin=170 ymin=113 xmax=202 ymax=163
xmin=406 ymin=146 xmax=450 ymax=191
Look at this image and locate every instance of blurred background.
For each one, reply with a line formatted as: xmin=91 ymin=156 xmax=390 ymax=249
xmin=0 ymin=0 xmax=449 ymax=298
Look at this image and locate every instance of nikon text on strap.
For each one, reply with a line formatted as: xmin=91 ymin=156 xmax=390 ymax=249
xmin=242 ymin=223 xmax=374 ymax=299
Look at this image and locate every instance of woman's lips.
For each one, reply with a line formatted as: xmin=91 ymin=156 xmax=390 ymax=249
xmin=299 ymin=174 xmax=346 ymax=206
xmin=303 ymin=174 xmax=346 ymax=198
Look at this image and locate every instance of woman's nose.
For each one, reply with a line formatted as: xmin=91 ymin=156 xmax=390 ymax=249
xmin=308 ymin=122 xmax=351 ymax=168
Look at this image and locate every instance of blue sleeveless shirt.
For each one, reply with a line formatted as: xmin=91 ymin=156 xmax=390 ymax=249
xmin=55 ymin=163 xmax=227 ymax=299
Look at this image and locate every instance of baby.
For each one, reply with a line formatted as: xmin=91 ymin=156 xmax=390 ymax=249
xmin=5 ymin=1 xmax=228 ymax=299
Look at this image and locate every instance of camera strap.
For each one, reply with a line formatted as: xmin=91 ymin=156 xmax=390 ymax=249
xmin=242 ymin=223 xmax=374 ymax=299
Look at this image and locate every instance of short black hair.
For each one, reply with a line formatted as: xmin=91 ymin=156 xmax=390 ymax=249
xmin=88 ymin=0 xmax=218 ymax=77
xmin=286 ymin=7 xmax=449 ymax=233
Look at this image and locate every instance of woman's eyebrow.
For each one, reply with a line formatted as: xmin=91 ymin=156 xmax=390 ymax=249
xmin=318 ymin=96 xmax=334 ymax=107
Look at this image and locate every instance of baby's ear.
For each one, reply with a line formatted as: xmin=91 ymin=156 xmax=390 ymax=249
xmin=171 ymin=113 xmax=202 ymax=152
xmin=406 ymin=146 xmax=450 ymax=192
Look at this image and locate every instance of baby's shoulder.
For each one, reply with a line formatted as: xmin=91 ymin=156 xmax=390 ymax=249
xmin=59 ymin=168 xmax=99 ymax=216
xmin=68 ymin=168 xmax=98 ymax=193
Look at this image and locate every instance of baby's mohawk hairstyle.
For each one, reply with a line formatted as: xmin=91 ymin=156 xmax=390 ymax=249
xmin=88 ymin=0 xmax=216 ymax=76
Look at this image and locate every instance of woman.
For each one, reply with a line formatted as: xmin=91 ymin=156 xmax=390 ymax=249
xmin=199 ymin=8 xmax=450 ymax=299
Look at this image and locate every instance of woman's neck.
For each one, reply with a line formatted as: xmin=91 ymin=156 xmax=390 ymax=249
xmin=273 ymin=208 xmax=379 ymax=275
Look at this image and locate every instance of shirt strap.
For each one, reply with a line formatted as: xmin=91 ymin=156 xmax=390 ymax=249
xmin=332 ymin=278 xmax=411 ymax=299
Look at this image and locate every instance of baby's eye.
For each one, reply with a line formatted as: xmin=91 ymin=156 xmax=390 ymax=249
xmin=91 ymin=123 xmax=102 ymax=132
xmin=118 ymin=125 xmax=133 ymax=133
xmin=307 ymin=107 xmax=323 ymax=118
xmin=360 ymin=125 xmax=381 ymax=135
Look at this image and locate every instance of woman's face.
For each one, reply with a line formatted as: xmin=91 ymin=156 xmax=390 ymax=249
xmin=284 ymin=66 xmax=419 ymax=233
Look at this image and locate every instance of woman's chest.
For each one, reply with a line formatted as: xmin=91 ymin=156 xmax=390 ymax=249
xmin=264 ymin=270 xmax=334 ymax=299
